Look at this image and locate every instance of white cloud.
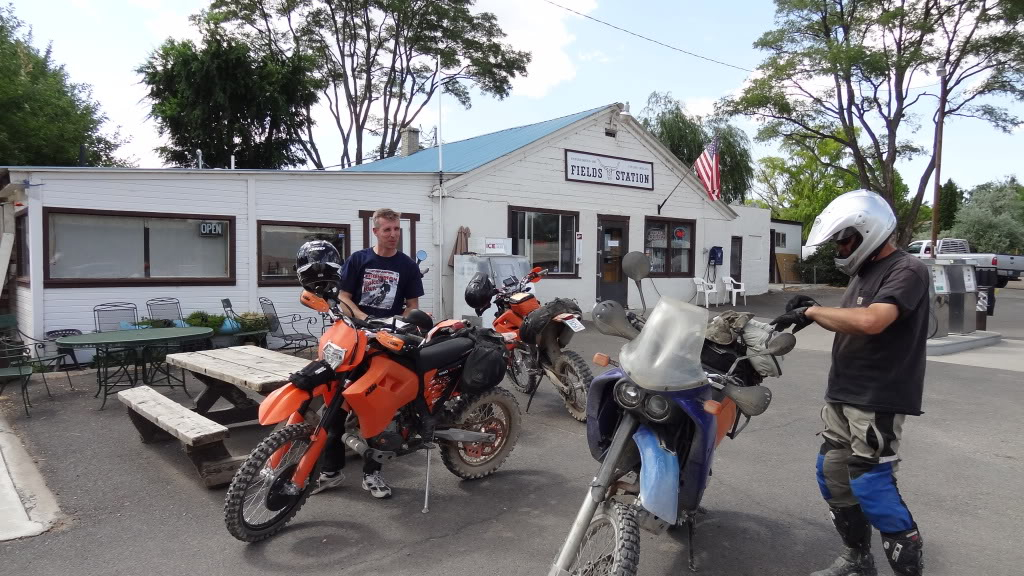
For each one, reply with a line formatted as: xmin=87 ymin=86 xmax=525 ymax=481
xmin=474 ymin=0 xmax=598 ymax=99
xmin=578 ymin=50 xmax=611 ymax=63
xmin=682 ymin=97 xmax=716 ymax=117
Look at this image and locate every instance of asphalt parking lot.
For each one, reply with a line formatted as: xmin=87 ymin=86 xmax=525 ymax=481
xmin=2 ymin=283 xmax=1023 ymax=575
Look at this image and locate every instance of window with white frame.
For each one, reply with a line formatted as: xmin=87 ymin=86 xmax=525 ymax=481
xmin=509 ymin=207 xmax=578 ymax=275
xmin=44 ymin=208 xmax=233 ymax=286
xmin=258 ymin=221 xmax=350 ymax=285
xmin=775 ymin=232 xmax=787 ymax=248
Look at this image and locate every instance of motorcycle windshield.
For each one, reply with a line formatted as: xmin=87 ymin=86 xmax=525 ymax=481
xmin=619 ymin=296 xmax=708 ymax=392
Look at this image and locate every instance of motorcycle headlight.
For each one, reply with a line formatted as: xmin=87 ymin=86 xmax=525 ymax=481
xmin=644 ymin=394 xmax=672 ymax=422
xmin=615 ymin=380 xmax=643 ymax=409
xmin=322 ymin=342 xmax=348 ymax=369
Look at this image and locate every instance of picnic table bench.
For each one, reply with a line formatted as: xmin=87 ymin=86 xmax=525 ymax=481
xmin=118 ymin=345 xmax=312 ymax=487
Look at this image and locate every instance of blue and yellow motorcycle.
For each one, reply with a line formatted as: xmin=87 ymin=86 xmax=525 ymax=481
xmin=548 ymin=252 xmax=797 ymax=575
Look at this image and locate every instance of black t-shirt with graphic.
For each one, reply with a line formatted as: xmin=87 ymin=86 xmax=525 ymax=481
xmin=827 ymin=250 xmax=930 ymax=415
xmin=340 ymin=248 xmax=425 ymax=318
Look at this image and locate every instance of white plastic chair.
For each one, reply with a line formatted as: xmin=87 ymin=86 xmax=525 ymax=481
xmin=694 ymin=278 xmax=718 ymax=308
xmin=723 ymin=276 xmax=747 ymax=306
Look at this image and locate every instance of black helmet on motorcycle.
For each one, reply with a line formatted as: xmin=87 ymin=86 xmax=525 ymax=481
xmin=464 ymin=272 xmax=497 ymax=316
xmin=295 ymin=240 xmax=343 ymax=296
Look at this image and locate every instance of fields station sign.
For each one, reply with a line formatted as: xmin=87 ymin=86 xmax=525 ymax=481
xmin=565 ymin=149 xmax=654 ymax=190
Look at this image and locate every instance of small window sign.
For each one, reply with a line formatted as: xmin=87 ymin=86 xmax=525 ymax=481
xmin=199 ymin=221 xmax=224 ymax=237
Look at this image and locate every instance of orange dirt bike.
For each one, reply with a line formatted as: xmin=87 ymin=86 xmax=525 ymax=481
xmin=465 ymin=267 xmax=592 ymax=421
xmin=223 ymin=290 xmax=522 ymax=542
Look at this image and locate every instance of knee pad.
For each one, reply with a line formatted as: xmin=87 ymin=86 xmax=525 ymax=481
xmin=881 ymin=527 xmax=923 ymax=576
xmin=816 ymin=453 xmax=831 ymax=500
xmin=849 ymin=460 xmax=914 ymax=533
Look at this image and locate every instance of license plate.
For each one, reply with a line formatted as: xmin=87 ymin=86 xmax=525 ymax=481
xmin=501 ymin=332 xmax=517 ymax=341
xmin=564 ymin=318 xmax=585 ymax=332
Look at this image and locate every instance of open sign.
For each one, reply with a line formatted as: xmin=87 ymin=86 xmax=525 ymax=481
xmin=199 ymin=221 xmax=224 ymax=236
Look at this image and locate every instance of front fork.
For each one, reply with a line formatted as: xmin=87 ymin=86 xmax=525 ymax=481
xmin=548 ymin=412 xmax=640 ymax=576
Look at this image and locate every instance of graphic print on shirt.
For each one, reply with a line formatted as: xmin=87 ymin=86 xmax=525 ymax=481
xmin=359 ymin=268 xmax=400 ymax=311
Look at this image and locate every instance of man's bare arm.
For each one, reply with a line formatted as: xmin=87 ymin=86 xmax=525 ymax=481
xmin=806 ymin=303 xmax=899 ymax=335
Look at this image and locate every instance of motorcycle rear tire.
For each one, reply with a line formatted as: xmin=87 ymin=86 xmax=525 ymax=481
xmin=556 ymin=350 xmax=592 ymax=422
xmin=566 ymin=500 xmax=640 ymax=576
xmin=440 ymin=387 xmax=522 ymax=480
xmin=224 ymin=423 xmax=317 ymax=542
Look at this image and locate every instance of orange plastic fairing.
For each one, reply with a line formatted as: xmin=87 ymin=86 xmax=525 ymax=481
xmin=259 ymin=385 xmax=311 ymax=425
xmin=290 ymin=427 xmax=328 ymax=489
xmin=713 ymin=398 xmax=738 ymax=447
xmin=342 ymin=355 xmax=418 ymax=438
xmin=320 ymin=320 xmax=367 ymax=370
xmin=509 ymin=292 xmax=540 ymax=317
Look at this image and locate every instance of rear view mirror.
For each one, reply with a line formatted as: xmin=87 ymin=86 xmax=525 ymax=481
xmin=621 ymin=252 xmax=651 ymax=282
xmin=416 ymin=249 xmax=428 ymax=263
xmin=592 ymin=300 xmax=640 ymax=340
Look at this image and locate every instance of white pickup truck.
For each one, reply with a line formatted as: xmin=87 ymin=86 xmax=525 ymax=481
xmin=907 ymin=238 xmax=1023 ymax=287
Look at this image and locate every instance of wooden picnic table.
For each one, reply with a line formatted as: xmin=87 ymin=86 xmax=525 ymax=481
xmin=165 ymin=345 xmax=312 ymax=426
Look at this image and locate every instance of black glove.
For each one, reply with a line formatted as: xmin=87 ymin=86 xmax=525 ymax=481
xmin=785 ymin=294 xmax=820 ymax=312
xmin=289 ymin=360 xmax=336 ymax=391
xmin=771 ymin=306 xmax=813 ymax=333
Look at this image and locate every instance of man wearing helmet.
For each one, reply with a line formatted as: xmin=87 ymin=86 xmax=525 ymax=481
xmin=772 ymin=190 xmax=928 ymax=576
xmin=311 ymin=208 xmax=424 ymax=500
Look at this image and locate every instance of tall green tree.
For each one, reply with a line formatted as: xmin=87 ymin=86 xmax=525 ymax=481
xmin=943 ymin=176 xmax=1024 ymax=253
xmin=0 ymin=5 xmax=132 ymax=167
xmin=204 ymin=0 xmax=531 ymax=168
xmin=138 ymin=28 xmax=320 ymax=169
xmin=721 ymin=0 xmax=1024 ymax=243
xmin=937 ymin=179 xmax=964 ymax=231
xmin=753 ymin=137 xmax=860 ymax=240
xmin=639 ymin=92 xmax=754 ymax=203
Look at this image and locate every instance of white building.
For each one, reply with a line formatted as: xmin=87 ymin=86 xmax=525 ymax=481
xmin=1 ymin=103 xmax=774 ymax=343
xmin=770 ymin=218 xmax=804 ymax=283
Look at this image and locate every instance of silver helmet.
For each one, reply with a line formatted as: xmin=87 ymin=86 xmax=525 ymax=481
xmin=806 ymin=190 xmax=896 ymax=276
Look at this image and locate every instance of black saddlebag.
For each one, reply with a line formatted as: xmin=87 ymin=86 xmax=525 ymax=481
xmin=459 ymin=327 xmax=508 ymax=393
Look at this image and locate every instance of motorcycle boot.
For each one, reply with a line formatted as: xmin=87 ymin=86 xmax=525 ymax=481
xmin=881 ymin=527 xmax=923 ymax=576
xmin=811 ymin=505 xmax=877 ymax=576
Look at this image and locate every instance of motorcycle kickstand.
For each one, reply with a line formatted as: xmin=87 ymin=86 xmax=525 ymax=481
xmin=422 ymin=441 xmax=436 ymax=514
xmin=682 ymin=513 xmax=698 ymax=572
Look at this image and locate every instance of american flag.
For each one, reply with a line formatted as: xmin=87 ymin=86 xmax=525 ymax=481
xmin=694 ymin=138 xmax=721 ymax=202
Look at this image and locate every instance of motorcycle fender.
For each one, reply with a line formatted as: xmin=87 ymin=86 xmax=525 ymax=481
xmin=258 ymin=385 xmax=311 ymax=425
xmin=633 ymin=424 xmax=679 ymax=525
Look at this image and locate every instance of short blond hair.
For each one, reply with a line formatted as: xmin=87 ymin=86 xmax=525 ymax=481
xmin=372 ymin=208 xmax=401 ymax=228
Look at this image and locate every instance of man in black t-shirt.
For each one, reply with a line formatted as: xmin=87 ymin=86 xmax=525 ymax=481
xmin=773 ymin=191 xmax=927 ymax=576
xmin=314 ymin=208 xmax=425 ymax=500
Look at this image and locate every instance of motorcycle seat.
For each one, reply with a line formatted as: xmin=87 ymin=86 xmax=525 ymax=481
xmin=416 ymin=337 xmax=474 ymax=372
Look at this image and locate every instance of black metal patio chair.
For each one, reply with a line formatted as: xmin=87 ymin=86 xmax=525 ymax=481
xmin=0 ymin=340 xmax=50 ymax=417
xmin=258 ymin=297 xmax=318 ymax=357
xmin=92 ymin=302 xmax=140 ymax=392
xmin=0 ymin=315 xmax=76 ymax=392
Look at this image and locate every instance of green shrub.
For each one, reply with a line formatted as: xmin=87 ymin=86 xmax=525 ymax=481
xmin=796 ymin=243 xmax=849 ymax=287
xmin=184 ymin=311 xmax=227 ymax=332
xmin=237 ymin=312 xmax=269 ymax=332
xmin=134 ymin=317 xmax=173 ymax=328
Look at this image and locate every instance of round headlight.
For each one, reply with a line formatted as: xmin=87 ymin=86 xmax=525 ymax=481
xmin=615 ymin=381 xmax=643 ymax=408
xmin=644 ymin=394 xmax=672 ymax=421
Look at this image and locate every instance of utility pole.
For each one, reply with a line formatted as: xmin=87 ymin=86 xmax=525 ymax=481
xmin=931 ymin=65 xmax=947 ymax=250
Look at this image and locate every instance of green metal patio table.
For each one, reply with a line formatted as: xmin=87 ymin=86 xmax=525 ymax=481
xmin=56 ymin=327 xmax=214 ymax=408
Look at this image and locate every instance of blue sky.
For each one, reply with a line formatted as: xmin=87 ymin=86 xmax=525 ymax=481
xmin=12 ymin=0 xmax=1024 ymax=195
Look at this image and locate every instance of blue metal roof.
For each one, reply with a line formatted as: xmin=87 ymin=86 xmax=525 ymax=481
xmin=345 ymin=105 xmax=612 ymax=173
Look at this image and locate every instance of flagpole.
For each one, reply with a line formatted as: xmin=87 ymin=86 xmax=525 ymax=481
xmin=436 ymin=56 xmax=445 ymax=319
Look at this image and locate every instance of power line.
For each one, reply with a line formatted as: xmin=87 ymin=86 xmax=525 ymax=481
xmin=539 ymin=0 xmax=753 ymax=73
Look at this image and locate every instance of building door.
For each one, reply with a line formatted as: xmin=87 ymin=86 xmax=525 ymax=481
xmin=730 ymin=236 xmax=743 ymax=282
xmin=597 ymin=216 xmax=629 ymax=306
